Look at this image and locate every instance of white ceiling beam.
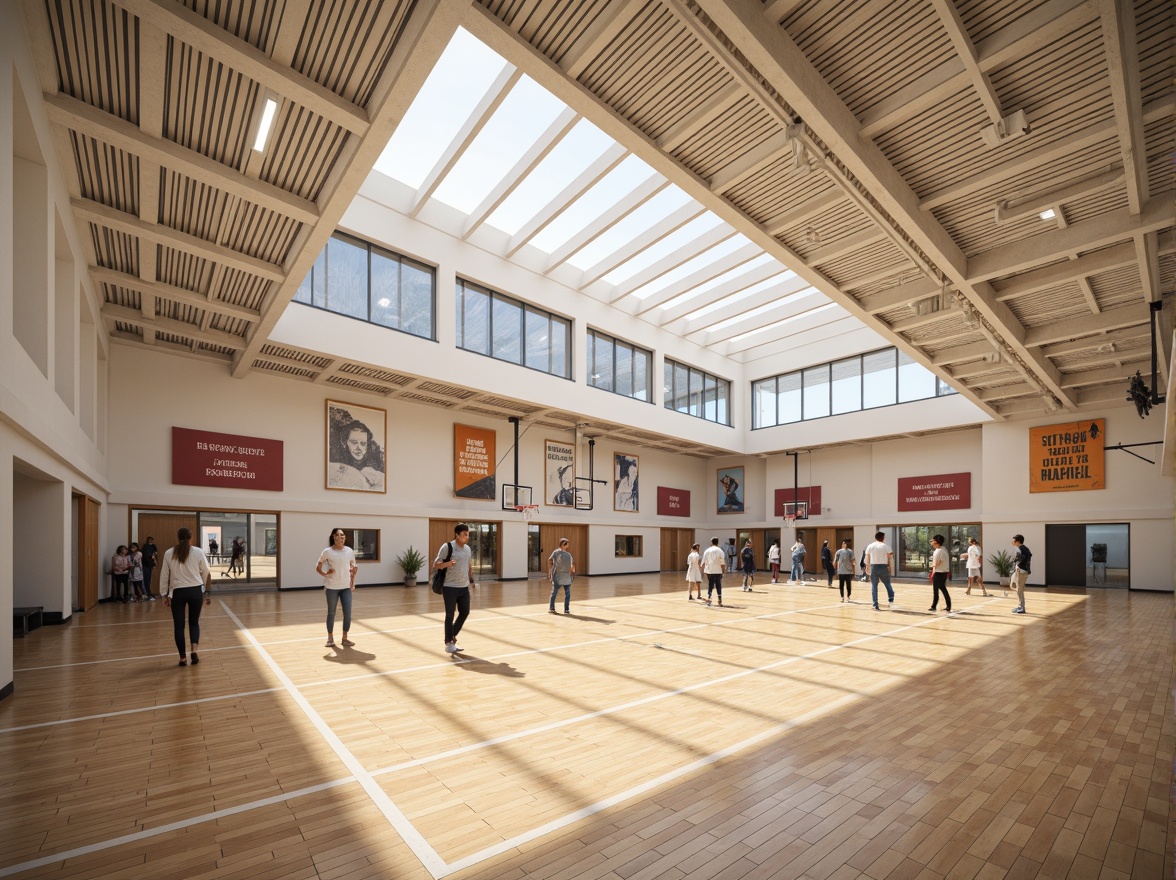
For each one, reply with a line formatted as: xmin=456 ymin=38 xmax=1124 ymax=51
xmin=968 ymin=192 xmax=1173 ymax=281
xmin=762 ymin=188 xmax=845 ymax=236
xmin=89 ymin=267 xmax=260 ymax=322
xmin=858 ymin=278 xmax=940 ymax=314
xmin=841 ymin=263 xmax=919 ymax=292
xmin=678 ymin=275 xmax=815 ymax=336
xmin=805 ymin=228 xmax=886 ymax=266
xmin=696 ymin=290 xmax=828 ymax=344
xmin=975 ymin=382 xmax=1036 ymax=402
xmin=544 ymin=175 xmax=668 ymax=272
xmin=931 ymin=340 xmax=1000 ymax=366
xmin=990 ymin=241 xmax=1136 ymax=299
xmin=1039 ymin=326 xmax=1148 ymax=357
xmin=733 ymin=315 xmax=861 ymax=365
xmin=232 ymin=0 xmax=466 ymax=377
xmin=73 ymin=197 xmax=285 ymax=282
xmin=887 ymin=308 xmax=964 ymax=335
xmin=660 ymin=263 xmax=797 ymax=328
xmin=410 ymin=65 xmax=522 ymax=217
xmin=763 ymin=0 xmax=805 ymax=21
xmin=1136 ymin=232 xmax=1160 ymax=303
xmin=709 ymin=131 xmax=790 ymax=195
xmin=606 ymin=225 xmax=736 ymax=302
xmin=42 ymin=92 xmax=319 ymax=225
xmin=995 ymin=166 xmax=1123 ymax=224
xmin=718 ymin=305 xmax=839 ymax=355
xmin=628 ymin=242 xmax=764 ymax=315
xmin=1023 ymin=302 xmax=1152 ymax=347
xmin=920 ymin=96 xmax=1172 ymax=210
xmin=462 ymin=107 xmax=579 ymax=238
xmin=928 ymin=0 xmax=1003 ymax=123
xmin=116 ymin=0 xmax=369 ymax=135
xmin=559 ymin=0 xmax=644 ymax=79
xmin=1098 ymin=0 xmax=1147 ymax=214
xmin=1061 ymin=362 xmax=1148 ymax=388
xmin=1074 ymin=383 xmax=1138 ymax=407
xmin=505 ymin=143 xmax=627 ymax=258
xmin=858 ymin=0 xmax=1096 ymax=138
xmin=101 ymin=303 xmax=247 ymax=349
xmin=656 ymin=83 xmax=743 ymax=152
xmin=950 ymin=360 xmax=1017 ymax=379
xmin=579 ymin=203 xmax=707 ymax=287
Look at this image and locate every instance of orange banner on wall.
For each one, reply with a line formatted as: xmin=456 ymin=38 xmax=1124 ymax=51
xmin=1029 ymin=418 xmax=1105 ymax=493
xmin=454 ymin=424 xmax=496 ymax=500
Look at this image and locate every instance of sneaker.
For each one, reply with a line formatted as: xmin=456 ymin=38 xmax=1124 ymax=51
xmin=325 ymin=638 xmax=335 ymax=647
xmin=341 ymin=638 xmax=355 ymax=647
xmin=873 ymin=604 xmax=880 ymax=610
xmin=549 ymin=608 xmax=557 ymax=614
xmin=705 ymin=599 xmax=712 ymax=606
xmin=452 ymin=644 xmax=463 ymax=652
xmin=563 ymin=609 xmax=570 ymax=614
xmin=444 ymin=642 xmax=457 ymax=653
xmin=1012 ymin=607 xmax=1025 ymax=614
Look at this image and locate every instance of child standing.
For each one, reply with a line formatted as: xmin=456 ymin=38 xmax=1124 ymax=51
xmin=686 ymin=543 xmax=702 ymax=600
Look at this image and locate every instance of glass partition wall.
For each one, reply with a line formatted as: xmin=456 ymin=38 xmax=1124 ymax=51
xmin=131 ymin=508 xmax=278 ymax=589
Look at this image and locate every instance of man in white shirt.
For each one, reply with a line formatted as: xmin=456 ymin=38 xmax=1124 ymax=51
xmin=701 ymin=537 xmax=727 ymax=607
xmin=864 ymin=531 xmax=895 ymax=610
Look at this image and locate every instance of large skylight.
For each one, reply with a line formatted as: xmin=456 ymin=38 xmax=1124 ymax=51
xmin=566 ymin=185 xmax=694 ymax=271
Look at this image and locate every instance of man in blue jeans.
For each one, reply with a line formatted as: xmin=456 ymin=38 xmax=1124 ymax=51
xmin=864 ymin=531 xmax=895 ymax=610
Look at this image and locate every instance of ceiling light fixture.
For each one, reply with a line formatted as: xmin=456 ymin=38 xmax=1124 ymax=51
xmin=252 ymin=94 xmax=280 ymax=152
xmin=1039 ymin=208 xmax=1056 ymax=221
xmin=979 ymin=108 xmax=1030 ymax=148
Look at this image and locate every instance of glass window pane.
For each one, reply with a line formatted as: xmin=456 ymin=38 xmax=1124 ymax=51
xmin=937 ymin=376 xmax=956 ymax=396
xmin=688 ymin=368 xmax=703 ymax=415
xmin=663 ymin=360 xmax=673 ymax=407
xmin=326 ymin=235 xmax=368 ymax=319
xmin=863 ymin=350 xmax=897 ymax=408
xmin=633 ymin=349 xmax=648 ymax=401
xmin=295 ymin=267 xmax=313 ymax=303
xmin=401 ymin=260 xmax=433 ymax=339
xmin=674 ymin=363 xmax=688 ymax=412
xmin=370 ymin=252 xmax=399 ymax=329
xmin=898 ymin=351 xmax=937 ymax=402
xmin=778 ymin=372 xmax=801 ymax=424
xmin=311 ymin=248 xmax=326 ymax=307
xmin=460 ymin=284 xmax=489 ymax=354
xmin=593 ymin=333 xmax=613 ymax=391
xmin=753 ymin=378 xmax=776 ymax=428
xmin=615 ymin=342 xmax=633 ymax=396
xmin=491 ymin=295 xmax=522 ymax=363
xmin=703 ymin=373 xmax=717 ymax=420
xmin=831 ymin=356 xmax=862 ymax=414
xmin=550 ymin=317 xmax=569 ymax=378
xmin=525 ymin=309 xmax=550 ymax=371
xmin=803 ymin=365 xmax=830 ymax=419
xmin=717 ymin=379 xmax=729 ymax=425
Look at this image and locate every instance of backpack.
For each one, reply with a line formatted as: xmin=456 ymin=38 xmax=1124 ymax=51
xmin=741 ymin=546 xmax=753 ymax=565
xmin=431 ymin=542 xmax=453 ymax=594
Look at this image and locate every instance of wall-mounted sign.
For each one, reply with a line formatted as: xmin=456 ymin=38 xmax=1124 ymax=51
xmin=172 ymin=427 xmax=283 ymax=491
xmin=454 ymin=424 xmax=496 ymax=500
xmin=774 ymin=486 xmax=822 ymax=517
xmin=897 ymin=472 xmax=971 ymax=511
xmin=657 ymin=487 xmax=691 ymax=517
xmin=1029 ymin=418 xmax=1105 ymax=493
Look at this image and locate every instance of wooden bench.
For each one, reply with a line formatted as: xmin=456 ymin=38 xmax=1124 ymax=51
xmin=13 ymin=606 xmax=43 ymax=638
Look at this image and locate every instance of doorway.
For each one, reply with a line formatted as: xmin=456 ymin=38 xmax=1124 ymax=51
xmin=531 ymin=523 xmax=589 ymax=576
xmin=132 ymin=508 xmax=279 ymax=588
xmin=1046 ymin=523 xmax=1129 ymax=588
xmin=429 ymin=519 xmax=502 ymax=578
xmin=660 ymin=528 xmax=694 ymax=572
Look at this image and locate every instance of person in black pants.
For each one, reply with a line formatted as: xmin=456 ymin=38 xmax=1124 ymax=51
xmin=821 ymin=540 xmax=835 ymax=587
xmin=160 ymin=527 xmax=212 ymax=666
xmin=141 ymin=536 xmax=158 ymax=599
xmin=434 ymin=523 xmax=478 ymax=654
xmin=928 ymin=534 xmax=951 ymax=614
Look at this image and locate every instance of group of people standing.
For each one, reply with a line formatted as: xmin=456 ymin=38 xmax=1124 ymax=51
xmin=110 ymin=538 xmax=158 ymax=602
xmin=209 ymin=536 xmax=246 ymax=577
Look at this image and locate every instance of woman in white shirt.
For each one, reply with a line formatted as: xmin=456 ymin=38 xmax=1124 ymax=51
xmin=317 ymin=528 xmax=358 ymax=648
xmin=768 ymin=541 xmax=781 ymax=583
xmin=160 ymin=527 xmax=212 ymax=666
xmin=686 ymin=543 xmax=703 ymax=600
xmin=928 ymin=534 xmax=952 ymax=613
xmin=960 ymin=537 xmax=988 ymax=596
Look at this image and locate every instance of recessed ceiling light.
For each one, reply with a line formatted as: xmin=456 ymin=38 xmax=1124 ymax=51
xmin=377 ymin=297 xmax=391 ymax=308
xmin=252 ymin=96 xmax=280 ymax=152
xmin=1039 ymin=208 xmax=1056 ymax=221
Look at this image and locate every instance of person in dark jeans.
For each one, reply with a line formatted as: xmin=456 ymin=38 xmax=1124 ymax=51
xmin=434 ymin=523 xmax=478 ymax=654
xmin=821 ymin=540 xmax=835 ymax=587
xmin=160 ymin=527 xmax=212 ymax=667
xmin=140 ymin=536 xmax=158 ymax=599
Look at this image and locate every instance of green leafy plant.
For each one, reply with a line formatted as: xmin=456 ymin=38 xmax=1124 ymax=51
xmin=987 ymin=549 xmax=1015 ymax=578
xmin=396 ymin=546 xmax=426 ymax=581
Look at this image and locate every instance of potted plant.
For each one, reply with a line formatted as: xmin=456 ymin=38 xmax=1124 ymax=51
xmin=987 ymin=549 xmax=1015 ymax=587
xmin=396 ymin=546 xmax=426 ymax=587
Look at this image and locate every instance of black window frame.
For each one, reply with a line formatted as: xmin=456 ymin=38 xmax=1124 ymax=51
xmin=663 ymin=358 xmax=732 ymax=426
xmin=456 ymin=278 xmax=572 ymax=379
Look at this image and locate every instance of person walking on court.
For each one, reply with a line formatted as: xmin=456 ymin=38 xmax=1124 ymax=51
xmin=740 ymin=539 xmax=756 ymax=591
xmin=1010 ymin=534 xmax=1032 ymax=614
xmin=317 ymin=528 xmax=358 ymax=647
xmin=821 ymin=540 xmax=835 ymax=587
xmin=548 ymin=538 xmax=575 ymax=614
xmin=702 ymin=537 xmax=726 ymax=606
xmin=834 ymin=540 xmax=855 ymax=602
xmin=160 ymin=527 xmax=211 ymax=667
xmin=928 ymin=534 xmax=952 ymax=613
xmin=686 ymin=543 xmax=703 ymax=600
xmin=435 ymin=523 xmax=478 ymax=653
xmin=725 ymin=538 xmax=738 ymax=573
xmin=768 ymin=540 xmax=780 ymax=583
xmin=865 ymin=531 xmax=896 ymax=610
xmin=789 ymin=537 xmax=806 ymax=583
xmin=960 ymin=537 xmax=988 ymax=596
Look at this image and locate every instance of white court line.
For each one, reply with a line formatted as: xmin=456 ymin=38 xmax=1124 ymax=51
xmin=217 ymin=602 xmax=448 ymax=879
xmin=0 ymin=599 xmax=1000 ymax=878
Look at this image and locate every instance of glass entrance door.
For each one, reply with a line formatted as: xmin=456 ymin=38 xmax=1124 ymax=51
xmin=465 ymin=521 xmax=499 ymax=577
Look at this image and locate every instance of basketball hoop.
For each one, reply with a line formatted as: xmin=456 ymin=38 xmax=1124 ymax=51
xmin=784 ymin=514 xmax=797 ymax=529
xmin=515 ymin=504 xmax=539 ymax=524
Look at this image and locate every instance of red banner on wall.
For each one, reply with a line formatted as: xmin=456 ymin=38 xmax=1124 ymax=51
xmin=657 ymin=487 xmax=691 ymax=517
xmin=897 ymin=472 xmax=971 ymax=511
xmin=774 ymin=486 xmax=822 ymax=517
xmin=172 ymin=427 xmax=284 ymax=491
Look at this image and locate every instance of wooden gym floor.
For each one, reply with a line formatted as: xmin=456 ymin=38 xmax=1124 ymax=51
xmin=1 ymin=575 xmax=1171 ymax=880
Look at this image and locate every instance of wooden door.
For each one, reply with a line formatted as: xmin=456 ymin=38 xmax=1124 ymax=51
xmin=659 ymin=529 xmax=696 ymax=573
xmin=539 ymin=523 xmax=589 ymax=576
xmin=138 ymin=513 xmax=198 ymax=552
xmin=427 ymin=519 xmax=509 ymax=578
xmin=77 ymin=495 xmax=99 ymax=610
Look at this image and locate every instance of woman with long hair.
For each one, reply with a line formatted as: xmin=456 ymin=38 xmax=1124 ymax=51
xmin=316 ymin=528 xmax=358 ymax=648
xmin=160 ymin=527 xmax=211 ymax=666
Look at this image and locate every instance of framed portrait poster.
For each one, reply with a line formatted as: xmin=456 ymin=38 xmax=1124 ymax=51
xmin=717 ymin=466 xmax=744 ymax=513
xmin=546 ymin=440 xmax=575 ymax=507
xmin=614 ymin=452 xmax=639 ymax=512
xmin=454 ymin=424 xmax=496 ymax=500
xmin=326 ymin=400 xmax=387 ymax=493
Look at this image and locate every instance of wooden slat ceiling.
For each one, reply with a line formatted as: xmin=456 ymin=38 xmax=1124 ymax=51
xmin=28 ymin=0 xmax=1174 ymax=430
